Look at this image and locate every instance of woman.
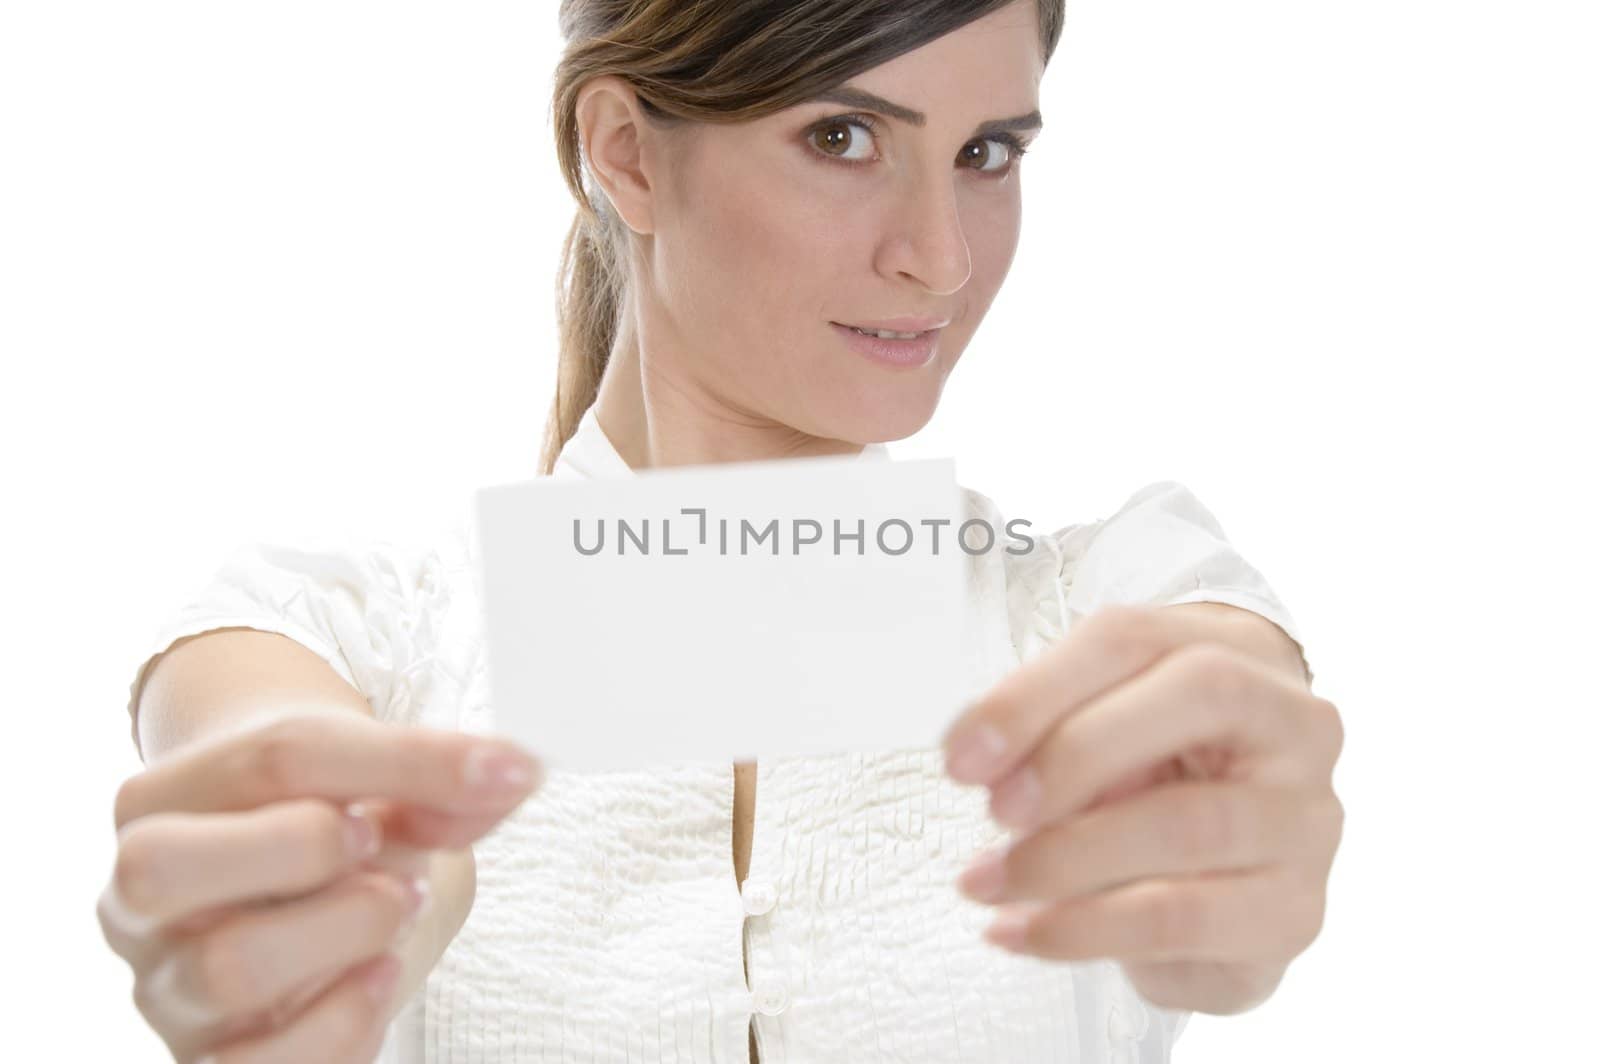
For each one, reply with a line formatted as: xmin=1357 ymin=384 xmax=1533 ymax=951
xmin=103 ymin=1 xmax=1344 ymax=1061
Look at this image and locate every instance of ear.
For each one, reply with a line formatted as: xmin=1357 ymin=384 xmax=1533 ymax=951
xmin=575 ymin=74 xmax=658 ymax=236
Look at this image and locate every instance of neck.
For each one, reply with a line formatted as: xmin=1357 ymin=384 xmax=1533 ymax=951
xmin=591 ymin=318 xmax=866 ymax=470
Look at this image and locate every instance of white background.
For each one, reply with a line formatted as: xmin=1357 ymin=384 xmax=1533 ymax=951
xmin=3 ymin=0 xmax=1595 ymax=1059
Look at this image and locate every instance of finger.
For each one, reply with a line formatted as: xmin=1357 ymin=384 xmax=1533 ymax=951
xmin=147 ymin=870 xmax=424 ymax=1032
xmin=203 ymin=882 xmax=422 ymax=1057
xmin=102 ymin=799 xmax=493 ymax=970
xmin=959 ymin=780 xmax=1335 ymax=906
xmin=170 ymin=798 xmax=511 ymax=903
xmin=360 ymin=840 xmax=433 ymax=884
xmin=941 ymin=603 xmax=1316 ymax=788
xmin=114 ymin=714 xmax=543 ymax=828
xmin=1079 ymin=756 xmax=1186 ymax=813
xmin=104 ymin=800 xmax=385 ymax=939
xmin=982 ymin=865 xmax=1328 ymax=965
xmin=98 ymin=876 xmax=161 ymax=971
xmin=184 ymin=962 xmax=346 ymax=1057
xmin=375 ymin=799 xmax=523 ymax=852
xmin=199 ymin=951 xmax=401 ymax=1064
xmin=166 ymin=836 xmax=433 ymax=941
xmin=943 ymin=605 xmax=1209 ymax=786
xmin=984 ymin=643 xmax=1318 ymax=832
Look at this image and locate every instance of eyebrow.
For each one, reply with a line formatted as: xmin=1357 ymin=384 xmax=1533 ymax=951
xmin=806 ymin=86 xmax=1043 ymax=137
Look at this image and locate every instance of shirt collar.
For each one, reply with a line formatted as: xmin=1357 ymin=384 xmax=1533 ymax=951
xmin=551 ymin=404 xmax=891 ymax=480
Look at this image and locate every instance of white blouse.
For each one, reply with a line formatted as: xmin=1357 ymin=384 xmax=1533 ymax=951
xmin=125 ymin=405 xmax=1309 ymax=1063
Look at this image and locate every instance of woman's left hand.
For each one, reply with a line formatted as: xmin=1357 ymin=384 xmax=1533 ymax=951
xmin=940 ymin=603 xmax=1345 ymax=1014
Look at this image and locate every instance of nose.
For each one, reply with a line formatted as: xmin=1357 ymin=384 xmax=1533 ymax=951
xmin=877 ymin=173 xmax=972 ymax=296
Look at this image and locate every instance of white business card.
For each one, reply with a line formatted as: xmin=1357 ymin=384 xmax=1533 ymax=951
xmin=473 ymin=454 xmax=966 ymax=771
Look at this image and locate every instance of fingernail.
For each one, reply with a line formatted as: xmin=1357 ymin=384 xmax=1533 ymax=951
xmin=343 ymin=804 xmax=381 ymax=860
xmin=463 ymin=744 xmax=541 ymax=795
xmin=985 ymin=908 xmax=1030 ymax=950
xmin=946 ymin=724 xmax=1008 ymax=784
xmin=990 ymin=767 xmax=1041 ymax=828
xmin=957 ymin=846 xmax=1009 ymax=903
xmin=395 ymin=876 xmax=430 ymax=938
xmin=405 ymin=875 xmax=430 ymax=913
xmin=362 ymin=954 xmax=401 ymax=1003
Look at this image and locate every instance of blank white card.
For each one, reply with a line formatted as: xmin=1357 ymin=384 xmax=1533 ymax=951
xmin=473 ymin=454 xmax=966 ymax=771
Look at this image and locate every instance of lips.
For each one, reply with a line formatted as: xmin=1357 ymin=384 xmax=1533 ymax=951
xmin=838 ymin=323 xmax=927 ymax=338
xmin=830 ymin=320 xmax=941 ymax=368
xmin=831 ymin=316 xmax=949 ymax=334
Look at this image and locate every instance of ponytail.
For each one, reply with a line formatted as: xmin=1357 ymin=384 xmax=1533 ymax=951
xmin=538 ymin=198 xmax=624 ymax=475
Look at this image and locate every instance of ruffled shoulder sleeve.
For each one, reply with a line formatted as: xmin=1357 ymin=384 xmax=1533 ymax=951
xmin=125 ymin=529 xmax=454 ymax=750
xmin=1005 ymin=479 xmax=1311 ymax=682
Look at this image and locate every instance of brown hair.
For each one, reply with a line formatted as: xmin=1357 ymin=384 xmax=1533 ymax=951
xmin=540 ymin=0 xmax=1066 ymax=474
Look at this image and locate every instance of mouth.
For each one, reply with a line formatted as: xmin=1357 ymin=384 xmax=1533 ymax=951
xmin=830 ymin=322 xmax=941 ymax=340
xmin=828 ymin=321 xmax=942 ymax=368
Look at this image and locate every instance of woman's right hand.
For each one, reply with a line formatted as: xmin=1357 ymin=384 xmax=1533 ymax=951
xmin=98 ymin=711 xmax=544 ymax=1063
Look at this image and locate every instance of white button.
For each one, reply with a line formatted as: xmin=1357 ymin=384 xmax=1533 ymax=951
xmin=741 ymin=880 xmax=777 ymax=916
xmin=752 ymin=984 xmax=790 ymax=1016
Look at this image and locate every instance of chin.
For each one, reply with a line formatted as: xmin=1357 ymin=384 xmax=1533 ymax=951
xmin=823 ymin=392 xmax=939 ymax=447
xmin=795 ymin=351 xmax=949 ymax=443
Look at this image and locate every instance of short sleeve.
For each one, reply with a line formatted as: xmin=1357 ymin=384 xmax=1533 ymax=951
xmin=125 ymin=535 xmax=451 ymax=751
xmin=1010 ymin=479 xmax=1312 ymax=684
xmin=1081 ymin=480 xmax=1305 ymax=672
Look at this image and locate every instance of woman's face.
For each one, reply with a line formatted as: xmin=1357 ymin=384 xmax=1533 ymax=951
xmin=625 ymin=0 xmax=1044 ymax=446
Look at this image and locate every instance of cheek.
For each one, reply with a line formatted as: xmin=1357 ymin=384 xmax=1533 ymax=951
xmin=950 ymin=191 xmax=1021 ymax=342
xmin=670 ymin=158 xmax=853 ymax=359
xmin=966 ymin=191 xmax=1022 ymax=298
xmin=709 ymin=167 xmax=854 ymax=310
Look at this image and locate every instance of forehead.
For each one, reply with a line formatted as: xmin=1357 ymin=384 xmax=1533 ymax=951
xmin=675 ymin=4 xmax=1044 ymax=154
xmin=820 ymin=4 xmax=1044 ymax=111
xmin=857 ymin=2 xmax=1043 ymax=77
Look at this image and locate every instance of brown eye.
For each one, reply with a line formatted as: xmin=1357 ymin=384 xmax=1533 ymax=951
xmin=809 ymin=118 xmax=876 ymax=162
xmin=961 ymin=139 xmax=1014 ymax=173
